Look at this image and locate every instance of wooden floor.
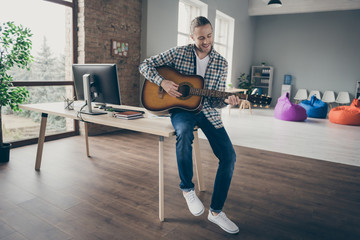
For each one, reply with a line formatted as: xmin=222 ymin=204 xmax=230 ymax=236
xmin=1 ymin=130 xmax=360 ymax=240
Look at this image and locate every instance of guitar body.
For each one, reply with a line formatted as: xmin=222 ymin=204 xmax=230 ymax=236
xmin=141 ymin=66 xmax=204 ymax=113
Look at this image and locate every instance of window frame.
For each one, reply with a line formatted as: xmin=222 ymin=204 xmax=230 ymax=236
xmin=10 ymin=0 xmax=79 ymax=148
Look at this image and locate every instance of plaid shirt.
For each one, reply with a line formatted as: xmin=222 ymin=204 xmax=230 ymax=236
xmin=139 ymin=44 xmax=228 ymax=128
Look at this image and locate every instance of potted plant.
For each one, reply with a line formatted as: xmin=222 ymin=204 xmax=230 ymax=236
xmin=238 ymin=72 xmax=254 ymax=95
xmin=0 ymin=21 xmax=33 ymax=162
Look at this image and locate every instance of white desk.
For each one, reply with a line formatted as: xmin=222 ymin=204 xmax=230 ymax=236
xmin=19 ymin=102 xmax=205 ymax=221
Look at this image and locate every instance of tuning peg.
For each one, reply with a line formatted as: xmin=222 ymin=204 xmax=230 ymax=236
xmin=260 ymin=105 xmax=263 ymax=108
xmin=253 ymin=104 xmax=258 ymax=107
xmin=265 ymin=105 xmax=269 ymax=109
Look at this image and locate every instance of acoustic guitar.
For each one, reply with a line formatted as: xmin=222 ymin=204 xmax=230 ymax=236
xmin=141 ymin=66 xmax=272 ymax=114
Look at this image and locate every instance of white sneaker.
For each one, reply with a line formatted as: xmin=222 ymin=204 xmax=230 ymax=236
xmin=183 ymin=190 xmax=204 ymax=216
xmin=208 ymin=210 xmax=239 ymax=234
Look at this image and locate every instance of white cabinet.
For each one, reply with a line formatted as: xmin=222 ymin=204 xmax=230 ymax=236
xmin=251 ymin=66 xmax=273 ymax=97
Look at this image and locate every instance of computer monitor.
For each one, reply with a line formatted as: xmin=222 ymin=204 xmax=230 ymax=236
xmin=72 ymin=64 xmax=121 ymax=114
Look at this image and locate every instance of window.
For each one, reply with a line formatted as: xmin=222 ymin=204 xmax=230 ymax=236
xmin=214 ymin=10 xmax=234 ymax=85
xmin=177 ymin=0 xmax=208 ymax=46
xmin=0 ymin=0 xmax=77 ymax=147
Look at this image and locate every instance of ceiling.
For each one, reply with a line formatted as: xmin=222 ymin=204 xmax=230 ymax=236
xmin=248 ymin=0 xmax=360 ymax=16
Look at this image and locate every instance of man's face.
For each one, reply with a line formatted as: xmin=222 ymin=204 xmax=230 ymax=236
xmin=191 ymin=23 xmax=213 ymax=55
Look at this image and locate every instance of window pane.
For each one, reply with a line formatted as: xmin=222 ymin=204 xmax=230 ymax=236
xmin=1 ymin=0 xmax=75 ymax=143
xmin=178 ymin=0 xmax=201 ymax=46
xmin=178 ymin=2 xmax=190 ymax=34
xmin=215 ymin=11 xmax=234 ymax=85
xmin=2 ymin=86 xmax=75 ymax=142
xmin=178 ymin=33 xmax=191 ymax=46
xmin=1 ymin=0 xmax=73 ymax=82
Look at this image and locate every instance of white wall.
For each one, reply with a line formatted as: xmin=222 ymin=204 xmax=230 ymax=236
xmin=253 ymin=10 xmax=360 ymax=103
xmin=140 ymin=0 xmax=255 ymax=87
xmin=141 ymin=1 xmax=360 ymax=106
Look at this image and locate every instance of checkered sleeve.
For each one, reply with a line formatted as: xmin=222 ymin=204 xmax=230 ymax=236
xmin=139 ymin=47 xmax=177 ymax=86
xmin=208 ymin=60 xmax=228 ymax=109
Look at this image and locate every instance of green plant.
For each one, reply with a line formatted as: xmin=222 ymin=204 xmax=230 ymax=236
xmin=238 ymin=73 xmax=254 ymax=94
xmin=0 ymin=21 xmax=33 ymax=147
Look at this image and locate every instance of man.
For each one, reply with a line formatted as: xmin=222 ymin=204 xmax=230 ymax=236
xmin=139 ymin=16 xmax=240 ymax=234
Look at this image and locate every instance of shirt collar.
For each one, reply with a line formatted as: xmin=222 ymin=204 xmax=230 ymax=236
xmin=190 ymin=44 xmax=215 ymax=60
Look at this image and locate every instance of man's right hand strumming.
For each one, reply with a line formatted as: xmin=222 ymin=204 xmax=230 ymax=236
xmin=161 ymin=79 xmax=182 ymax=98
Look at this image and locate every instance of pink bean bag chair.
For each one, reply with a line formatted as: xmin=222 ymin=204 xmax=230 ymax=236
xmin=329 ymin=99 xmax=360 ymax=126
xmin=274 ymin=92 xmax=307 ymax=121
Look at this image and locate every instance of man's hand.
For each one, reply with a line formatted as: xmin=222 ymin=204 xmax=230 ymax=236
xmin=160 ymin=79 xmax=182 ymax=98
xmin=224 ymin=95 xmax=241 ymax=106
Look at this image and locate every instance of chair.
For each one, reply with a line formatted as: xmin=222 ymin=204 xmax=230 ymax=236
xmin=274 ymin=92 xmax=307 ymax=121
xmin=335 ymin=91 xmax=350 ymax=105
xmin=322 ymin=90 xmax=336 ymax=109
xmin=299 ymin=95 xmax=328 ymax=118
xmin=251 ymin=88 xmax=259 ymax=95
xmin=239 ymin=100 xmax=252 ymax=114
xmin=307 ymin=90 xmax=321 ymax=100
xmin=294 ymin=89 xmax=308 ymax=104
xmin=329 ymin=98 xmax=360 ymax=125
xmin=250 ymin=88 xmax=261 ymax=108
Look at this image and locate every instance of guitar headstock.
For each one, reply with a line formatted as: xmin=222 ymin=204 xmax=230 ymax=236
xmin=247 ymin=94 xmax=272 ymax=107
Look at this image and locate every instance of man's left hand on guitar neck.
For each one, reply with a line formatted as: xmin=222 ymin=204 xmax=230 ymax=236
xmin=225 ymin=95 xmax=241 ymax=106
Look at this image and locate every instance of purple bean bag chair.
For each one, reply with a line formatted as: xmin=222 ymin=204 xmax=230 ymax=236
xmin=274 ymin=92 xmax=307 ymax=121
xmin=299 ymin=95 xmax=328 ymax=118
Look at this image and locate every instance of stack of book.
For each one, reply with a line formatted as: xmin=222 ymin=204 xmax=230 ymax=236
xmin=112 ymin=111 xmax=144 ymax=120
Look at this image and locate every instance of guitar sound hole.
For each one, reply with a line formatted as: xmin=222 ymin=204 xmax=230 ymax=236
xmin=178 ymin=84 xmax=190 ymax=98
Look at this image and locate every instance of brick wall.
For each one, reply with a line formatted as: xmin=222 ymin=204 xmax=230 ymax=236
xmin=77 ymin=0 xmax=142 ymax=135
xmin=78 ymin=0 xmax=141 ymax=106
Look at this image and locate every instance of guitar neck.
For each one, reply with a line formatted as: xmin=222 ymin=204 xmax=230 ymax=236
xmin=190 ymin=88 xmax=248 ymax=100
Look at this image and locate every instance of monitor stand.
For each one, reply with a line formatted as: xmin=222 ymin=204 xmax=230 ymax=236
xmin=81 ymin=74 xmax=106 ymax=115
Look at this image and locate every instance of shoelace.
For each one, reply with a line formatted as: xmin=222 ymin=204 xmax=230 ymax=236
xmin=218 ymin=212 xmax=230 ymax=223
xmin=185 ymin=191 xmax=196 ymax=202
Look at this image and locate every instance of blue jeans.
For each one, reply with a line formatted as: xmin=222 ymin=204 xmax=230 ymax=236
xmin=170 ymin=110 xmax=236 ymax=213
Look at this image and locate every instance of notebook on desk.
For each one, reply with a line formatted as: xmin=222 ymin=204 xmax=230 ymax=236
xmin=112 ymin=111 xmax=144 ymax=120
xmin=102 ymin=106 xmax=145 ymax=114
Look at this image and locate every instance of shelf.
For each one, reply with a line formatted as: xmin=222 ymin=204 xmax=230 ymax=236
xmin=252 ymin=76 xmax=270 ymax=78
xmin=251 ymin=65 xmax=273 ymax=97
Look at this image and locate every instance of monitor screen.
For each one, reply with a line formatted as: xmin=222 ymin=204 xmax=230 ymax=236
xmin=72 ymin=64 xmax=121 ymax=105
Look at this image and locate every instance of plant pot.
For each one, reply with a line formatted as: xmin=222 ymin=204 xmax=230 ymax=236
xmin=0 ymin=143 xmax=12 ymax=163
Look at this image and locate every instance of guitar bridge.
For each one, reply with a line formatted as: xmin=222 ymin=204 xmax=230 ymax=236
xmin=158 ymin=87 xmax=164 ymax=99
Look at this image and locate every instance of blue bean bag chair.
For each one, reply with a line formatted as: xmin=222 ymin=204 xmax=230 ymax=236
xmin=274 ymin=92 xmax=307 ymax=121
xmin=299 ymin=95 xmax=328 ymax=118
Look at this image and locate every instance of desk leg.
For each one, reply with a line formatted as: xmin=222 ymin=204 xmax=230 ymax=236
xmin=193 ymin=130 xmax=205 ymax=192
xmin=35 ymin=113 xmax=48 ymax=171
xmin=84 ymin=122 xmax=90 ymax=157
xmin=159 ymin=136 xmax=164 ymax=221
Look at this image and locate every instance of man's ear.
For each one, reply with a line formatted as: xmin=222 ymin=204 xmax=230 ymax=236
xmin=190 ymin=34 xmax=194 ymax=41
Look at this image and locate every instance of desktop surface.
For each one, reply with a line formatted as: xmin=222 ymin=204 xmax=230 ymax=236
xmin=19 ymin=101 xmax=175 ymax=137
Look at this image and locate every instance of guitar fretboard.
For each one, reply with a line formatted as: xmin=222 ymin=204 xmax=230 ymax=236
xmin=189 ymin=88 xmax=248 ymax=100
